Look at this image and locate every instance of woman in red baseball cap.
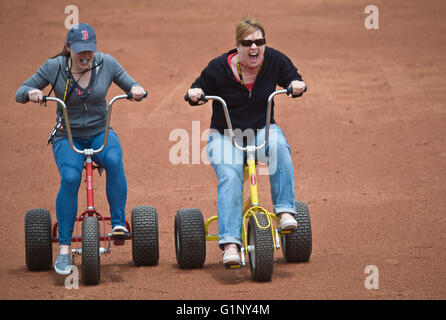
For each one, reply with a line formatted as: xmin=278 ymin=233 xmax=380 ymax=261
xmin=16 ymin=23 xmax=146 ymax=275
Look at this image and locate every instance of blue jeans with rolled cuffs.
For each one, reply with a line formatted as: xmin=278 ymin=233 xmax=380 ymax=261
xmin=52 ymin=129 xmax=127 ymax=245
xmin=207 ymin=124 xmax=296 ymax=250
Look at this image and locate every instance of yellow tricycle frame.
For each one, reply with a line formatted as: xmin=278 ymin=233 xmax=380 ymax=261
xmin=200 ymin=89 xmax=292 ymax=267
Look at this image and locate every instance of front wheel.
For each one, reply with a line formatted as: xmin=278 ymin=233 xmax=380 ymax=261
xmin=82 ymin=216 xmax=100 ymax=285
xmin=247 ymin=213 xmax=274 ymax=282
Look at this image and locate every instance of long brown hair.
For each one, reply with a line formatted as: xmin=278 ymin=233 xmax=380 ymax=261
xmin=51 ymin=43 xmax=71 ymax=59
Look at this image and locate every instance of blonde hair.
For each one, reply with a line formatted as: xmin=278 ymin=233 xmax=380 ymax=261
xmin=235 ymin=15 xmax=265 ymax=44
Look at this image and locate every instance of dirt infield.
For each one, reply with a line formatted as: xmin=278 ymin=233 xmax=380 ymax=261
xmin=0 ymin=0 xmax=445 ymax=300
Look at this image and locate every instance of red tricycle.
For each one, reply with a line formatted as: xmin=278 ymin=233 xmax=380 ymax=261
xmin=24 ymin=92 xmax=159 ymax=285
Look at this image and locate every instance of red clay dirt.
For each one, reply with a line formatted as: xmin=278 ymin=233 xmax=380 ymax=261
xmin=0 ymin=0 xmax=445 ymax=300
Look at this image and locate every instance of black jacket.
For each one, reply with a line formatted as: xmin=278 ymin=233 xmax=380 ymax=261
xmin=191 ymin=46 xmax=303 ymax=133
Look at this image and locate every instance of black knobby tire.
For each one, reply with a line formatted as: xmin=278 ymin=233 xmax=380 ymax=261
xmin=82 ymin=216 xmax=100 ymax=285
xmin=281 ymin=201 xmax=312 ymax=262
xmin=131 ymin=206 xmax=159 ymax=266
xmin=25 ymin=208 xmax=53 ymax=271
xmin=247 ymin=213 xmax=274 ymax=282
xmin=174 ymin=208 xmax=206 ymax=269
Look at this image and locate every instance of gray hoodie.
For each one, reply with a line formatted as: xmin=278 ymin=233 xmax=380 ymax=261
xmin=15 ymin=52 xmax=139 ymax=140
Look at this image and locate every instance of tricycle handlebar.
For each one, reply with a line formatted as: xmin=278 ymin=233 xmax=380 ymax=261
xmin=43 ymin=91 xmax=147 ymax=156
xmin=185 ymin=86 xmax=304 ymax=152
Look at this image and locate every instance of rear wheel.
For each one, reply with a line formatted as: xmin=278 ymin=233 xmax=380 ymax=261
xmin=174 ymin=208 xmax=206 ymax=269
xmin=131 ymin=205 xmax=159 ymax=266
xmin=82 ymin=216 xmax=100 ymax=285
xmin=25 ymin=208 xmax=53 ymax=271
xmin=281 ymin=201 xmax=312 ymax=262
xmin=247 ymin=213 xmax=274 ymax=282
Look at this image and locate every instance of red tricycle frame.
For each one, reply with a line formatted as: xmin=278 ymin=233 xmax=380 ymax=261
xmin=51 ymin=159 xmax=132 ymax=250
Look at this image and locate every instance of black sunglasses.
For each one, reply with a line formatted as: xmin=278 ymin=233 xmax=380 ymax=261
xmin=239 ymin=38 xmax=266 ymax=47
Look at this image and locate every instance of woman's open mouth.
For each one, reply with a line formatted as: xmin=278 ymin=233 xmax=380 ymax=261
xmin=249 ymin=52 xmax=259 ymax=63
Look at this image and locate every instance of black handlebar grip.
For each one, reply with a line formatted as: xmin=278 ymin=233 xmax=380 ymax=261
xmin=127 ymin=91 xmax=148 ymax=100
xmin=185 ymin=93 xmax=207 ymax=106
xmin=287 ymin=85 xmax=307 ymax=98
xmin=42 ymin=95 xmax=48 ymax=107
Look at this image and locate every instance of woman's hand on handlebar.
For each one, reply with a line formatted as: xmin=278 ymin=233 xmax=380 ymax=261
xmin=129 ymin=85 xmax=146 ymax=101
xmin=187 ymin=88 xmax=207 ymax=105
xmin=28 ymin=89 xmax=44 ymax=105
xmin=289 ymin=80 xmax=306 ymax=97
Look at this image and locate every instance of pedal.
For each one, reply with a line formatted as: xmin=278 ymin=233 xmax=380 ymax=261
xmin=224 ymin=263 xmax=241 ymax=270
xmin=113 ymin=239 xmax=126 ymax=246
xmin=112 ymin=230 xmax=130 ymax=246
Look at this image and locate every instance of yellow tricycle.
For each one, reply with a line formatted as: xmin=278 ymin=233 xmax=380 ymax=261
xmin=175 ymin=87 xmax=312 ymax=282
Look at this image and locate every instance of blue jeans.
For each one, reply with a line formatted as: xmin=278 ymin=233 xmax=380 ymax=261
xmin=207 ymin=124 xmax=296 ymax=249
xmin=52 ymin=129 xmax=127 ymax=245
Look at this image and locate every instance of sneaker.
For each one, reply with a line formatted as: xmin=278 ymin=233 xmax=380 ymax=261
xmin=54 ymin=253 xmax=72 ymax=275
xmin=278 ymin=212 xmax=298 ymax=231
xmin=222 ymin=244 xmax=241 ymax=266
xmin=112 ymin=226 xmax=130 ymax=245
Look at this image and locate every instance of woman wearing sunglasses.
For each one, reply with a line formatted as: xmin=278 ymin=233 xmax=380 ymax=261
xmin=187 ymin=16 xmax=306 ymax=267
xmin=16 ymin=23 xmax=146 ymax=275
